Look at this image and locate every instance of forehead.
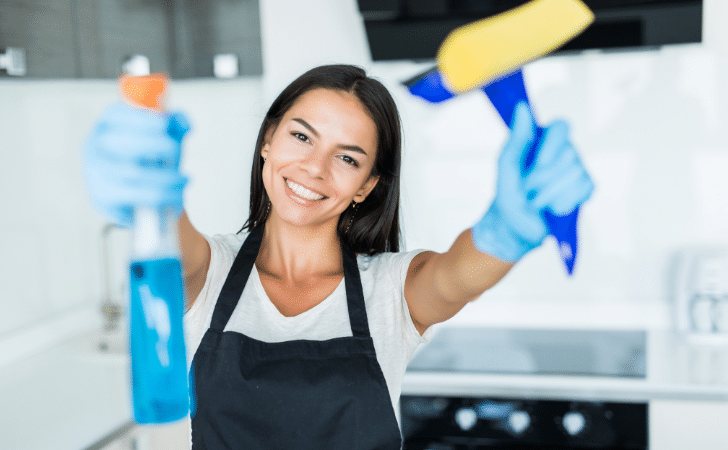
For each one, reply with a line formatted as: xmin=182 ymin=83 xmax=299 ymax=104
xmin=286 ymin=88 xmax=373 ymax=126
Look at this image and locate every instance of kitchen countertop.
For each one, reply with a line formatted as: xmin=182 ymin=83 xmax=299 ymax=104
xmin=0 ymin=323 xmax=132 ymax=450
xmin=402 ymin=327 xmax=728 ymax=402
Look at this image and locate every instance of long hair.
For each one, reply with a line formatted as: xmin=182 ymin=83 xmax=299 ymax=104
xmin=238 ymin=65 xmax=402 ymax=255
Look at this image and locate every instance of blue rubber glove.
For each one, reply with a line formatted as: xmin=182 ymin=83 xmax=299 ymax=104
xmin=471 ymin=102 xmax=594 ymax=262
xmin=83 ymin=102 xmax=191 ymax=228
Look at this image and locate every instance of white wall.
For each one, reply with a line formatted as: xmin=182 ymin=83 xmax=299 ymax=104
xmin=259 ymin=0 xmax=372 ymax=103
xmin=0 ymin=80 xmax=111 ymax=338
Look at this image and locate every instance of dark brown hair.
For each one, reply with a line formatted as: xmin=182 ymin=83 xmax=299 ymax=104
xmin=238 ymin=64 xmax=402 ymax=255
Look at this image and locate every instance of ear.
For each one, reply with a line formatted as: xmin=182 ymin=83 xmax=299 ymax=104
xmin=261 ymin=125 xmax=276 ymax=160
xmin=353 ymin=175 xmax=380 ymax=203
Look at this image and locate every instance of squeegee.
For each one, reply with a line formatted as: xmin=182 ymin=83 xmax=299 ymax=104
xmin=405 ymin=0 xmax=594 ymax=274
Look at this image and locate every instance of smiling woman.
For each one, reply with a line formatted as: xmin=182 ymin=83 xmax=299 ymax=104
xmin=259 ymin=88 xmax=380 ymax=241
xmin=83 ymin=63 xmax=593 ymax=449
xmin=241 ymin=65 xmax=403 ymax=257
xmin=177 ymin=66 xmax=426 ymax=449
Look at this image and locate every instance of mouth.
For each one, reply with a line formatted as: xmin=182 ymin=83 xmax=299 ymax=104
xmin=284 ymin=178 xmax=328 ymax=203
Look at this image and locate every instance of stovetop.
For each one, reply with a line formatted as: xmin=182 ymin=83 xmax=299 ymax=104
xmin=406 ymin=327 xmax=646 ymax=378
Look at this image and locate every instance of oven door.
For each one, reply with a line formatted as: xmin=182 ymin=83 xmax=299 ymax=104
xmin=401 ymin=395 xmax=648 ymax=450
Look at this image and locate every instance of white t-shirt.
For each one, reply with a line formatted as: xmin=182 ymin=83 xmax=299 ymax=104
xmin=183 ymin=231 xmax=434 ymax=424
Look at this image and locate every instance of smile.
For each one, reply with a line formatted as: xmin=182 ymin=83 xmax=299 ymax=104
xmin=284 ymin=178 xmax=326 ymax=201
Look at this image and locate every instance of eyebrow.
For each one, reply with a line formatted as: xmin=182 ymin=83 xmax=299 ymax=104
xmin=292 ymin=118 xmax=370 ymax=157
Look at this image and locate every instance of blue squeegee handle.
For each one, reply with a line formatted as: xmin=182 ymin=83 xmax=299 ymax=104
xmin=480 ymin=70 xmax=543 ymax=171
xmin=481 ymin=69 xmax=579 ymax=275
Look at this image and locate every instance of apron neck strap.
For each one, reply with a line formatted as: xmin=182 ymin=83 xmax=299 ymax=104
xmin=209 ymin=225 xmax=372 ymax=339
xmin=209 ymin=226 xmax=264 ymax=331
xmin=341 ymin=242 xmax=371 ymax=338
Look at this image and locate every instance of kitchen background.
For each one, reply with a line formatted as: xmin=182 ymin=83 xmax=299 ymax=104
xmin=1 ymin=0 xmax=727 ymax=449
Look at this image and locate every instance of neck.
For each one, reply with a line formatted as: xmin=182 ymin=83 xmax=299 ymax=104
xmin=256 ymin=215 xmax=344 ymax=282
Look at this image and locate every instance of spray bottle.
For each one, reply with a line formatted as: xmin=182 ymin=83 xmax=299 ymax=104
xmin=119 ymin=72 xmax=194 ymax=423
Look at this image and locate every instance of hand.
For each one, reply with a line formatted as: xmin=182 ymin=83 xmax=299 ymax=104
xmin=471 ymin=102 xmax=594 ymax=262
xmin=83 ymin=102 xmax=191 ymax=227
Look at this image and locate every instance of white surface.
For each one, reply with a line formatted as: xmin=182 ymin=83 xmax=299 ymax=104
xmin=259 ymin=0 xmax=372 ymax=103
xmin=650 ymin=400 xmax=728 ymax=450
xmin=0 ymin=326 xmax=131 ymax=450
xmin=0 ymin=305 xmax=99 ymax=368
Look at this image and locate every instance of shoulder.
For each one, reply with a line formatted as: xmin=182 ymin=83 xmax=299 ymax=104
xmin=210 ymin=231 xmax=249 ymax=252
xmin=356 ymin=248 xmax=432 ymax=334
xmin=198 ymin=231 xmax=249 ymax=267
xmin=359 ymin=249 xmax=434 ymax=368
xmin=184 ymin=231 xmax=249 ymax=315
xmin=356 ymin=248 xmax=427 ymax=275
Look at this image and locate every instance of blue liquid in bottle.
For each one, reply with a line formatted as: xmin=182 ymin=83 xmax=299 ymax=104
xmin=129 ymin=207 xmax=195 ymax=423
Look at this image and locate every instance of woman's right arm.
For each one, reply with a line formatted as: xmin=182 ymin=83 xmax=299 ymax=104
xmin=179 ymin=211 xmax=211 ymax=311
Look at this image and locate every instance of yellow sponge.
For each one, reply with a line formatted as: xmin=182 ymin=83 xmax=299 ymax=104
xmin=437 ymin=0 xmax=594 ymax=93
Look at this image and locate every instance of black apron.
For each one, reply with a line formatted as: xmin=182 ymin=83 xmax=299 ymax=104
xmin=190 ymin=225 xmax=403 ymax=449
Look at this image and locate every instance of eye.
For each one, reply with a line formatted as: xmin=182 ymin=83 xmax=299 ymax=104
xmin=339 ymin=155 xmax=360 ymax=167
xmin=292 ymin=132 xmax=310 ymax=143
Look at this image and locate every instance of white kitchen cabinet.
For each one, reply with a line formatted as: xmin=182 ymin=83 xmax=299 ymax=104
xmin=133 ymin=419 xmax=191 ymax=450
xmin=96 ymin=420 xmax=190 ymax=450
xmin=650 ymin=400 xmax=728 ymax=450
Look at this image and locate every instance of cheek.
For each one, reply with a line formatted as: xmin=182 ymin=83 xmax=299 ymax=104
xmin=261 ymin=162 xmax=274 ymax=194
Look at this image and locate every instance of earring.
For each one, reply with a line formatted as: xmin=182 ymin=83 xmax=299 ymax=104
xmin=345 ymin=200 xmax=359 ymax=235
xmin=265 ymin=200 xmax=271 ymax=218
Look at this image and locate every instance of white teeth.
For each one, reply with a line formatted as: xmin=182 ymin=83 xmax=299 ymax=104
xmin=285 ymin=178 xmax=325 ymax=201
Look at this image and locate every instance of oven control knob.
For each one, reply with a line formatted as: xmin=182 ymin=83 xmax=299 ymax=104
xmin=562 ymin=411 xmax=586 ymax=436
xmin=455 ymin=407 xmax=478 ymax=431
xmin=507 ymin=410 xmax=531 ymax=434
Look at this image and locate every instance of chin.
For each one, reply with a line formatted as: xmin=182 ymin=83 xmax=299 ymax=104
xmin=271 ymin=205 xmax=343 ymax=232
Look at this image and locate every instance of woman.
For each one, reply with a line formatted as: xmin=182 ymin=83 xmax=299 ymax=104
xmin=84 ymin=64 xmax=593 ymax=449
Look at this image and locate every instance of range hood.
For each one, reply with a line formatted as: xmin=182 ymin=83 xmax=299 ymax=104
xmin=358 ymin=0 xmax=702 ymax=61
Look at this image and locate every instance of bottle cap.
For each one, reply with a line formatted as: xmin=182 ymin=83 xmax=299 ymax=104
xmin=119 ymin=72 xmax=168 ymax=112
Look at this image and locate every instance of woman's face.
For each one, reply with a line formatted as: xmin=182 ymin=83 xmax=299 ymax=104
xmin=261 ymin=88 xmax=379 ymax=230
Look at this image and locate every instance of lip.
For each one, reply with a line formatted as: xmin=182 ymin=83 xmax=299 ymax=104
xmin=283 ymin=177 xmax=328 ymax=205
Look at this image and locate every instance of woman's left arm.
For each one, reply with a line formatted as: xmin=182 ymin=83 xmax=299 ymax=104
xmin=405 ymin=103 xmax=594 ymax=336
xmin=405 ymin=231 xmax=514 ymax=335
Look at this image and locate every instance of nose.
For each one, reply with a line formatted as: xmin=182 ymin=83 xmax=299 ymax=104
xmin=298 ymin=147 xmax=329 ymax=179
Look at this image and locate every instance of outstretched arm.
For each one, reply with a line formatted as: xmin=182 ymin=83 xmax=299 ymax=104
xmin=405 ymin=230 xmax=514 ymax=336
xmin=405 ymin=103 xmax=594 ymax=336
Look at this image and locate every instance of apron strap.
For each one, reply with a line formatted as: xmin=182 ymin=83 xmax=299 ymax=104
xmin=341 ymin=244 xmax=371 ymax=339
xmin=209 ymin=226 xmax=264 ymax=331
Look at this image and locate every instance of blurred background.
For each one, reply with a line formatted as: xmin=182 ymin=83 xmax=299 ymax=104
xmin=1 ymin=0 xmax=727 ymax=448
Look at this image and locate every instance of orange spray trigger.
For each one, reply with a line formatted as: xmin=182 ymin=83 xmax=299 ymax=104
xmin=119 ymin=72 xmax=168 ymax=112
